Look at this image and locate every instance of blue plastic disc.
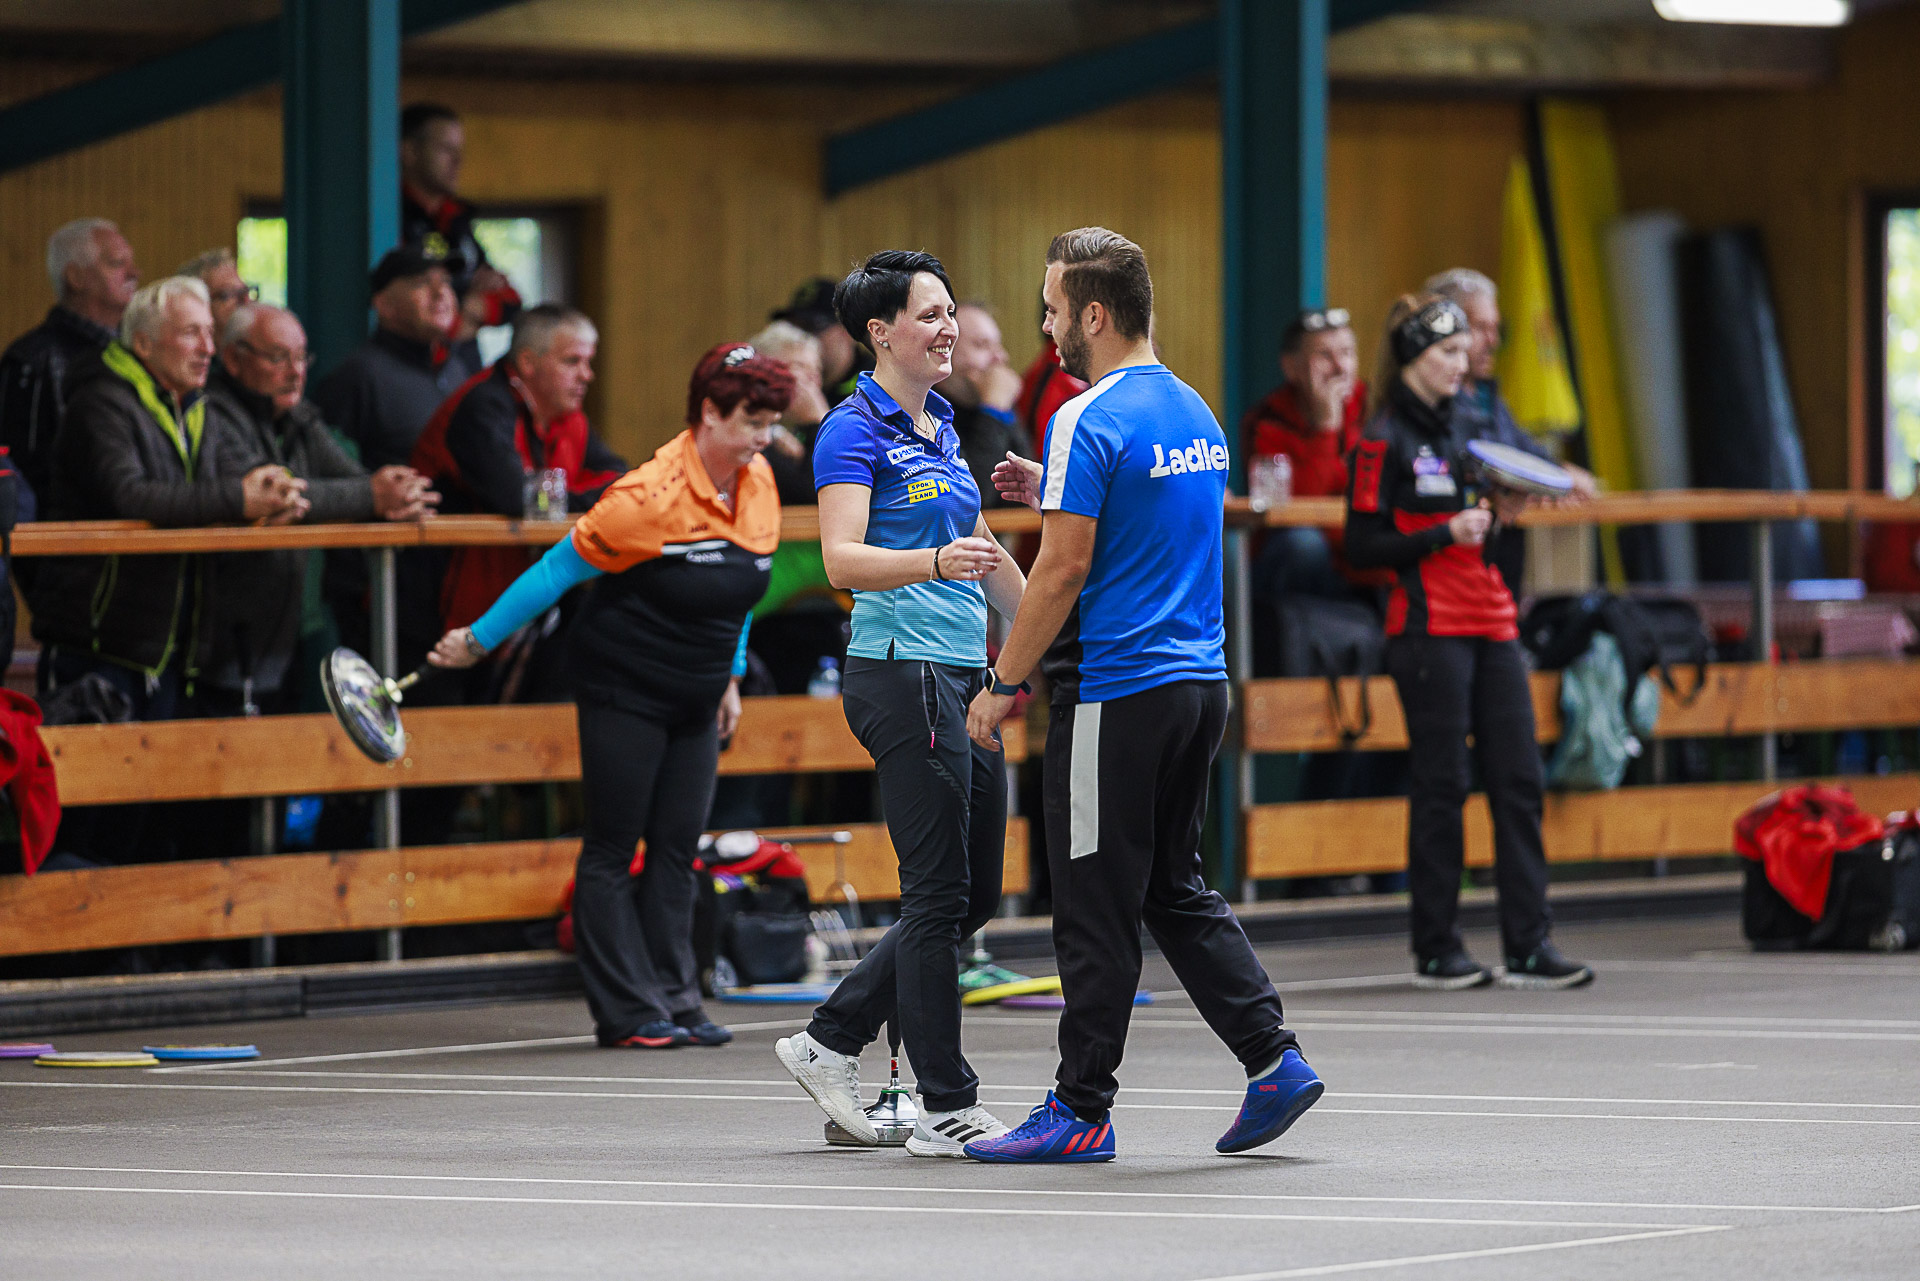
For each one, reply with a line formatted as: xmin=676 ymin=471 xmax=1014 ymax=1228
xmin=142 ymin=1044 xmax=261 ymax=1061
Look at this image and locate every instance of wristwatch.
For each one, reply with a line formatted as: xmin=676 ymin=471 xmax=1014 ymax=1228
xmin=990 ymin=675 xmax=1030 ymax=697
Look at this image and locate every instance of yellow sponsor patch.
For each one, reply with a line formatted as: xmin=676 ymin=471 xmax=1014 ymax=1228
xmin=906 ymin=476 xmax=951 ymax=504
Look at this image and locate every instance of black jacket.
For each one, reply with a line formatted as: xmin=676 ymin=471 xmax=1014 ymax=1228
xmin=203 ymin=367 xmax=374 ymax=694
xmin=311 ymin=327 xmax=479 ymax=471
xmin=951 ymin=403 xmax=1030 ymax=508
xmin=0 ymin=305 xmax=116 ymax=510
xmin=1344 ymin=380 xmax=1518 ymax=641
xmin=30 ymin=346 xmax=249 ymax=678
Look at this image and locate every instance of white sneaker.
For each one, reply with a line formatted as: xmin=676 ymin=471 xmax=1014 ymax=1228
xmin=775 ymin=1031 xmax=876 ymax=1145
xmin=904 ymin=1104 xmax=1009 ymax=1159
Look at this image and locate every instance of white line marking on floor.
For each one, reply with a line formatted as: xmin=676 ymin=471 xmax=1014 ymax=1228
xmin=187 ymin=1070 xmax=1920 ymax=1111
xmin=154 ymin=1020 xmax=809 ymax=1073
xmin=1284 ymin=1008 xmax=1920 ymax=1030
xmin=1186 ymin=1226 xmax=1730 ymax=1280
xmin=965 ymin=1015 xmax=1920 ymax=1043
xmin=1 ymin=1164 xmax=1898 ymax=1217
xmin=0 ymin=1182 xmax=1714 ymax=1229
xmin=8 ymin=1080 xmax=1920 ymax=1124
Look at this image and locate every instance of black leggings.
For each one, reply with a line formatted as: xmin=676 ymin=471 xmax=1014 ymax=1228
xmin=572 ymin=694 xmax=719 ymax=1041
xmin=1387 ymin=634 xmax=1551 ymax=962
xmin=808 ymin=658 xmax=1005 ymax=1113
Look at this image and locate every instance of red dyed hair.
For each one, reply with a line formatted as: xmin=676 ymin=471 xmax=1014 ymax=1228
xmin=685 ymin=342 xmax=797 ymax=425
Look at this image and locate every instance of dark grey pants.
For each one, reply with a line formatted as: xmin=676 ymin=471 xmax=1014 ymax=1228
xmin=573 ymin=694 xmax=718 ymax=1042
xmin=808 ymin=658 xmax=1006 ymax=1113
xmin=1045 ymin=680 xmax=1295 ymax=1121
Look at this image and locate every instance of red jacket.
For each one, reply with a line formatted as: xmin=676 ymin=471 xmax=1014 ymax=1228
xmin=1734 ymin=784 xmax=1884 ymax=920
xmin=1239 ymin=379 xmax=1368 ymax=499
xmin=1016 ymin=339 xmax=1089 ymax=458
xmin=0 ymin=690 xmax=60 ymax=876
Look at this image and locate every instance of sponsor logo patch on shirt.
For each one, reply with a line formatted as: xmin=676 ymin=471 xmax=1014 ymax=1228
xmin=1148 ymin=438 xmax=1230 ymax=478
xmin=906 ymin=476 xmax=952 ymax=504
xmin=886 ymin=442 xmax=921 ymax=465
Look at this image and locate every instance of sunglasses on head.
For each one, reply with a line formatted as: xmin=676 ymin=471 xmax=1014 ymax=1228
xmin=1297 ymin=308 xmax=1350 ymax=333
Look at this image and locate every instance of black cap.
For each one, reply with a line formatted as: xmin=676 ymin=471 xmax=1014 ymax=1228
xmin=370 ymin=240 xmax=451 ymax=295
xmin=770 ymin=277 xmax=839 ymax=334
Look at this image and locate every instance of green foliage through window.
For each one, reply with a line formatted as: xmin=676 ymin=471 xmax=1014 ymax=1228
xmin=1886 ymin=209 xmax=1920 ymax=497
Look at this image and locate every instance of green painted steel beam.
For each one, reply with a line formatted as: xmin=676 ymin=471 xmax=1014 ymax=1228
xmin=1221 ymin=0 xmax=1328 ymax=471
xmin=284 ymin=0 xmax=402 ymax=379
xmin=822 ymin=0 xmax=1426 ymax=197
xmin=0 ymin=0 xmax=524 ymax=177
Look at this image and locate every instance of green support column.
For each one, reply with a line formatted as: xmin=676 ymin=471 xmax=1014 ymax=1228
xmin=1222 ymin=0 xmax=1328 ymax=467
xmin=283 ymin=0 xmax=400 ymax=379
xmin=1215 ymin=0 xmax=1329 ymax=895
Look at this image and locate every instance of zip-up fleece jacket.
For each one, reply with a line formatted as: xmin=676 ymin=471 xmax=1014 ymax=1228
xmin=29 ymin=343 xmax=250 ymax=680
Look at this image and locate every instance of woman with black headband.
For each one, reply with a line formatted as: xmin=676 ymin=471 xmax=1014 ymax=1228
xmin=1344 ymin=295 xmax=1593 ymax=991
xmin=429 ymin=342 xmax=794 ymax=1048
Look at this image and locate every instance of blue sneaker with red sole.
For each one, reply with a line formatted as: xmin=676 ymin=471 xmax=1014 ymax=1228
xmin=1216 ymin=1048 xmax=1323 ymax=1154
xmin=963 ymin=1092 xmax=1116 ymax=1163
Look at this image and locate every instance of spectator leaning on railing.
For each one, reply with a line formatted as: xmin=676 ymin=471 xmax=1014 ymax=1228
xmin=30 ymin=276 xmax=308 ymax=720
xmin=0 ymin=218 xmax=141 ymax=518
xmin=203 ymin=303 xmax=439 ymax=714
xmin=176 ymin=247 xmax=257 ymax=380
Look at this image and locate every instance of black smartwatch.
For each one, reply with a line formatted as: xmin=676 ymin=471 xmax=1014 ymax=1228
xmin=990 ymin=674 xmax=1030 ymax=697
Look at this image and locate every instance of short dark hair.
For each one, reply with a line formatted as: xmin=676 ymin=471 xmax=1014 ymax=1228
xmin=401 ymin=102 xmax=460 ymax=142
xmin=1046 ymin=227 xmax=1152 ymax=341
xmin=686 ymin=342 xmax=797 ymax=425
xmin=833 ymin=250 xmax=954 ymax=348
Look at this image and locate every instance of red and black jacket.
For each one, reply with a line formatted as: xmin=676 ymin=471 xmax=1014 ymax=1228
xmin=410 ymin=363 xmax=625 ymax=629
xmin=1344 ymin=380 xmax=1516 ymax=641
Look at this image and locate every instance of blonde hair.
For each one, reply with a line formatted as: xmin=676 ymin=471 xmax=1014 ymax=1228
xmin=120 ymin=276 xmax=210 ymax=346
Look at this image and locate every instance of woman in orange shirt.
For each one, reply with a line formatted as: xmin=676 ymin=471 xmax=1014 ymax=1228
xmin=430 ymin=343 xmax=794 ymax=1049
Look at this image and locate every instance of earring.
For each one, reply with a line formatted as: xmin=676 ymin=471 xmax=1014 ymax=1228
xmin=880 ymin=340 xmax=890 ymax=349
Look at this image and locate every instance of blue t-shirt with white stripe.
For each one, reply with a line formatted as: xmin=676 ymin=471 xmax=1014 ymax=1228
xmin=812 ymin=373 xmax=987 ymax=666
xmin=1038 ymin=363 xmax=1227 ymax=704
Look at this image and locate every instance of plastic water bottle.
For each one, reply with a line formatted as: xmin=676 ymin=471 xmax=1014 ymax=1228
xmin=808 ymin=657 xmax=842 ymax=699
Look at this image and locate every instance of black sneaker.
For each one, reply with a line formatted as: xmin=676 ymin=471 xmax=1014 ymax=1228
xmin=600 ymin=1020 xmax=692 ymax=1049
xmin=1498 ymin=940 xmax=1594 ymax=990
xmin=678 ymin=1020 xmax=733 ymax=1047
xmin=1412 ymin=950 xmax=1493 ymax=990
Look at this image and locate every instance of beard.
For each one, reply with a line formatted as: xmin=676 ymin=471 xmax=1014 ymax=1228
xmin=1055 ymin=316 xmax=1091 ymax=382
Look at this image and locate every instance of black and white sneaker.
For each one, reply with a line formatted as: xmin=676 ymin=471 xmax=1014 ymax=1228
xmin=905 ymin=1104 xmax=1010 ymax=1159
xmin=1413 ymin=950 xmax=1494 ymax=991
xmin=775 ymin=1031 xmax=877 ymax=1144
xmin=1498 ymin=940 xmax=1595 ymax=989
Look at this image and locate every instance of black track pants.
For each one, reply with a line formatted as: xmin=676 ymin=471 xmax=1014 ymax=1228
xmin=1386 ymin=634 xmax=1551 ymax=962
xmin=808 ymin=658 xmax=1005 ymax=1113
xmin=573 ymin=695 xmax=719 ymax=1040
xmin=1045 ymin=679 xmax=1295 ymax=1122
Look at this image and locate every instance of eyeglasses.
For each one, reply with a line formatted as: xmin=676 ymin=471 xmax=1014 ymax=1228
xmin=211 ymin=283 xmax=263 ymax=306
xmin=1297 ymin=308 xmax=1350 ymax=333
xmin=235 ymin=341 xmax=314 ymax=371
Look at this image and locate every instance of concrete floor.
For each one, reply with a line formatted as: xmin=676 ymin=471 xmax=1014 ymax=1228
xmin=2 ymin=915 xmax=1917 ymax=1280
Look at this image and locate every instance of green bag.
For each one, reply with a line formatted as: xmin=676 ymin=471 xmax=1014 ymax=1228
xmin=1547 ymin=633 xmax=1660 ymax=791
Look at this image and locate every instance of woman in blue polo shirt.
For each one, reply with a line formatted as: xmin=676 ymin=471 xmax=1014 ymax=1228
xmin=775 ymin=251 xmax=1027 ymax=1158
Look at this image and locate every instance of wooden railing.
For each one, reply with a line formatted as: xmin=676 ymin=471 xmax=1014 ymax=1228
xmin=1240 ymin=658 xmax=1920 ymax=882
xmin=6 ymin=489 xmax=1920 ymax=959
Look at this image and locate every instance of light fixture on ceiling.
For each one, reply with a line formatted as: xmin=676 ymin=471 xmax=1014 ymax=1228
xmin=1653 ymin=0 xmax=1851 ymax=24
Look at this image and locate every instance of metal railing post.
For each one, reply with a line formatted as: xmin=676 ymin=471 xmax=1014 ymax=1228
xmin=1223 ymin=522 xmax=1254 ymax=901
xmin=371 ymin=545 xmax=403 ymax=961
xmin=1751 ymin=521 xmax=1776 ymax=782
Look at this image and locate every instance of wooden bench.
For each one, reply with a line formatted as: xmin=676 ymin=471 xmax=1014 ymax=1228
xmin=0 ymin=698 xmax=1031 ymax=958
xmin=1240 ymin=658 xmax=1920 ymax=882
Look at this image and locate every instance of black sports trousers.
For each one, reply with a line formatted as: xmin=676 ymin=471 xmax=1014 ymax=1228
xmin=1386 ymin=634 xmax=1551 ymax=962
xmin=572 ymin=693 xmax=719 ymax=1041
xmin=1045 ymin=679 xmax=1296 ymax=1122
xmin=808 ymin=657 xmax=1005 ymax=1113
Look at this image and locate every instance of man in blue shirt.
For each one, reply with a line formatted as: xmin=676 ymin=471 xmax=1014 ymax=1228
xmin=963 ymin=228 xmax=1321 ymax=1164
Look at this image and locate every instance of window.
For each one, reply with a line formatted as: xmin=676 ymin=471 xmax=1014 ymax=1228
xmin=1884 ymin=209 xmax=1920 ymax=497
xmin=233 ymin=207 xmax=579 ymax=366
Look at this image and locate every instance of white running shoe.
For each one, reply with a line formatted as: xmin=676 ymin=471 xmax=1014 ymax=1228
xmin=904 ymin=1104 xmax=1009 ymax=1159
xmin=775 ymin=1031 xmax=877 ymax=1145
